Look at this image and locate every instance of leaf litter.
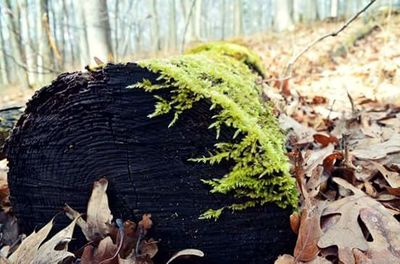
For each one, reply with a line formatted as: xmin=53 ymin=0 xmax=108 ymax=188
xmin=269 ymin=9 xmax=400 ymax=264
xmin=0 ymin=178 xmax=203 ymax=264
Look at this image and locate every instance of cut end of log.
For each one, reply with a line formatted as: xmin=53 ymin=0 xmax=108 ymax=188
xmin=5 ymin=62 xmax=295 ymax=263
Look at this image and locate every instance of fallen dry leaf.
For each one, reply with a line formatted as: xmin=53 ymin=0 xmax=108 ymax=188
xmin=370 ymin=161 xmax=400 ymax=188
xmin=362 ymin=181 xmax=377 ymax=198
xmin=81 ymin=236 xmax=118 ymax=264
xmin=7 ymin=217 xmax=77 ymax=264
xmin=304 ymin=144 xmax=335 ymax=177
xmin=140 ymin=239 xmax=158 ymax=259
xmin=290 ymin=212 xmax=300 ymax=234
xmin=138 ymin=214 xmax=152 ymax=232
xmin=119 ymin=238 xmax=158 ymax=264
xmin=65 ymin=180 xmax=158 ymax=263
xmin=312 ymin=96 xmax=327 ymax=105
xmin=31 ymin=217 xmax=78 ymax=264
xmin=322 ymin=152 xmax=343 ymax=174
xmin=274 ymin=254 xmax=295 ymax=264
xmin=352 ymin=207 xmax=400 ymax=263
xmin=307 ymin=256 xmax=332 ymax=264
xmin=65 ymin=178 xmax=113 ymax=241
xmin=166 ymin=249 xmax=204 ymax=264
xmin=386 ymin=187 xmax=400 ymax=197
xmin=313 ymin=133 xmax=338 ymax=147
xmin=305 ymin=165 xmax=323 ymax=198
xmin=351 ymin=134 xmax=400 ymax=160
xmin=318 ymin=178 xmax=400 ymax=264
xmin=7 ymin=219 xmax=54 ymax=263
xmin=294 ymin=201 xmax=325 ymax=262
xmin=279 ymin=114 xmax=317 ymax=144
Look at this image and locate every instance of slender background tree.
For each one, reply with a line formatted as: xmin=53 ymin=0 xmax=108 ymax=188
xmin=0 ymin=0 xmax=397 ymax=88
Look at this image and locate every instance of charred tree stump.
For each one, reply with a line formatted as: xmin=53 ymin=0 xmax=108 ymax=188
xmin=5 ymin=63 xmax=296 ymax=263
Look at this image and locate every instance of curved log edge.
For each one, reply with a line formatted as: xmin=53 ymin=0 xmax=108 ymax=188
xmin=5 ymin=63 xmax=295 ymax=263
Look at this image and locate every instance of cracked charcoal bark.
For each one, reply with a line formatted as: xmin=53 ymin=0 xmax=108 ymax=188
xmin=5 ymin=63 xmax=295 ymax=264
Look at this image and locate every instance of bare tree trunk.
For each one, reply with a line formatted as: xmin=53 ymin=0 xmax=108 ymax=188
xmin=344 ymin=0 xmax=356 ymax=18
xmin=234 ymin=0 xmax=243 ymax=36
xmin=256 ymin=1 xmax=263 ymax=33
xmin=181 ymin=0 xmax=202 ymax=42
xmin=74 ymin=1 xmax=89 ymax=68
xmin=0 ymin=6 xmax=10 ymax=84
xmin=37 ymin=0 xmax=53 ymax=83
xmin=20 ymin=0 xmax=36 ymax=85
xmin=193 ymin=0 xmax=202 ymax=40
xmin=181 ymin=0 xmax=197 ymax=51
xmin=63 ymin=0 xmax=76 ymax=67
xmin=331 ymin=0 xmax=338 ymax=17
xmin=180 ymin=0 xmax=195 ymax=42
xmin=273 ymin=0 xmax=293 ymax=32
xmin=55 ymin=1 xmax=65 ymax=70
xmin=83 ymin=0 xmax=113 ymax=64
xmin=304 ymin=0 xmax=318 ymax=22
xmin=48 ymin=1 xmax=61 ymax=69
xmin=113 ymin=0 xmax=119 ymax=60
xmin=168 ymin=0 xmax=177 ymax=50
xmin=149 ymin=0 xmax=161 ymax=51
xmin=133 ymin=1 xmax=143 ymax=54
xmin=292 ymin=0 xmax=301 ymax=23
xmin=221 ymin=0 xmax=226 ymax=39
xmin=120 ymin=0 xmax=136 ymax=57
xmin=4 ymin=0 xmax=30 ymax=89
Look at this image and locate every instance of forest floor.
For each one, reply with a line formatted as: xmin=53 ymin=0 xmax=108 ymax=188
xmin=248 ymin=12 xmax=400 ymax=109
xmin=1 ymin=12 xmax=400 ymax=264
xmin=245 ymin=12 xmax=400 ymax=264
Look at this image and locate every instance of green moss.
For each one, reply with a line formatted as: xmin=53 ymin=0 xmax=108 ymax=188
xmin=185 ymin=41 xmax=266 ymax=78
xmin=130 ymin=46 xmax=297 ymax=219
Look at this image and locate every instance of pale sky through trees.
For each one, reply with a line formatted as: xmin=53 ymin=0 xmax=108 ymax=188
xmin=0 ymin=0 xmax=398 ymax=89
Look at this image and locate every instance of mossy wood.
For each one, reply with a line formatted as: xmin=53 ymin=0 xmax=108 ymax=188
xmin=6 ymin=43 xmax=296 ymax=263
xmin=185 ymin=41 xmax=266 ymax=77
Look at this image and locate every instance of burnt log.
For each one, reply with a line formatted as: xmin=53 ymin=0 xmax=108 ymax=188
xmin=0 ymin=106 xmax=23 ymax=159
xmin=5 ymin=63 xmax=296 ymax=263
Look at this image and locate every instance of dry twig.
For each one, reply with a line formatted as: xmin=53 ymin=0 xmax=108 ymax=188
xmin=278 ymin=0 xmax=377 ymax=86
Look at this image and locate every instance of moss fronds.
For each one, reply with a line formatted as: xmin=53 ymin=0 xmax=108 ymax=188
xmin=131 ymin=46 xmax=297 ymax=219
xmin=185 ymin=41 xmax=266 ymax=77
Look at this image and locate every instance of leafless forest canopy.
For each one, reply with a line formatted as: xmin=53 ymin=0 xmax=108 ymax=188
xmin=0 ymin=0 xmax=398 ymax=89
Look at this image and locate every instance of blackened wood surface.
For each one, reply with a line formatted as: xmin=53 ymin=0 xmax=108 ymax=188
xmin=5 ymin=63 xmax=295 ymax=263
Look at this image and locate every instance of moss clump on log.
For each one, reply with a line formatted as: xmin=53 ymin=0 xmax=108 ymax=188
xmin=134 ymin=44 xmax=298 ymax=219
xmin=185 ymin=41 xmax=266 ymax=77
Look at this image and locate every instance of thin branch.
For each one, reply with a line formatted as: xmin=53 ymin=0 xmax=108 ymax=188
xmin=0 ymin=106 xmax=23 ymax=112
xmin=346 ymin=90 xmax=357 ymax=114
xmin=180 ymin=0 xmax=197 ymax=53
xmin=4 ymin=51 xmax=60 ymax=75
xmin=280 ymin=0 xmax=377 ymax=82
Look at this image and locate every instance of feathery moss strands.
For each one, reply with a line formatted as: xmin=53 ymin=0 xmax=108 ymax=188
xmin=131 ymin=47 xmax=297 ymax=219
xmin=185 ymin=41 xmax=266 ymax=78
